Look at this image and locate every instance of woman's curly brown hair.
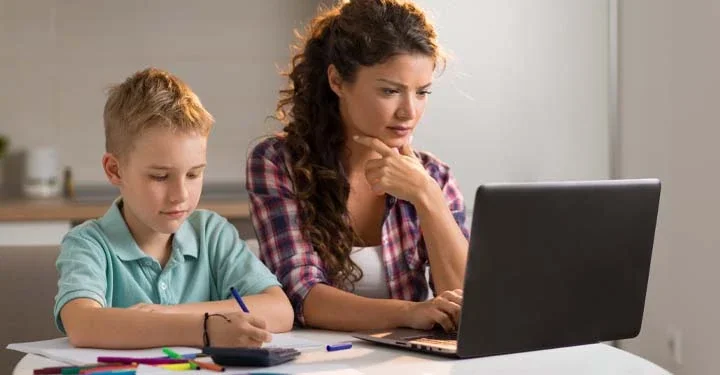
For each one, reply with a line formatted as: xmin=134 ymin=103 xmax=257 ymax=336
xmin=275 ymin=0 xmax=443 ymax=290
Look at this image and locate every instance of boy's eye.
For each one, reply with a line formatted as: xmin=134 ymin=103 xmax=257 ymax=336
xmin=187 ymin=173 xmax=201 ymax=179
xmin=150 ymin=175 xmax=168 ymax=181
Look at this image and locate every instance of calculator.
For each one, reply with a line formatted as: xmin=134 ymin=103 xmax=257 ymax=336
xmin=202 ymin=346 xmax=302 ymax=367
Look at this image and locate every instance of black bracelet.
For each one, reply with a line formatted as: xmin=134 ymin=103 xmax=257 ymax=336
xmin=203 ymin=312 xmax=231 ymax=347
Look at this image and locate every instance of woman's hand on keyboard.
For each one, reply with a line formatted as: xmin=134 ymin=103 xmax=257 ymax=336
xmin=207 ymin=311 xmax=272 ymax=347
xmin=402 ymin=289 xmax=463 ymax=332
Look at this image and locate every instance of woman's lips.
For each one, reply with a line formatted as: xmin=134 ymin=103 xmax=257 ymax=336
xmin=388 ymin=127 xmax=412 ymax=136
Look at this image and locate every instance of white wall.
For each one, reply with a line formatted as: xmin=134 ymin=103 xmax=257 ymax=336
xmin=1 ymin=0 xmax=609 ymax=202
xmin=410 ymin=0 xmax=610 ymax=209
xmin=0 ymin=0 xmax=318 ymax=185
xmin=618 ymin=1 xmax=720 ymax=374
xmin=0 ymin=222 xmax=70 ymax=246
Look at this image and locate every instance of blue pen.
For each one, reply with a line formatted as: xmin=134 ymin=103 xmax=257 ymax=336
xmin=230 ymin=286 xmax=250 ymax=313
xmin=326 ymin=342 xmax=353 ymax=352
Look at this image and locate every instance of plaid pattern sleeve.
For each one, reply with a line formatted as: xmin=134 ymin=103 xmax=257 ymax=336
xmin=419 ymin=151 xmax=470 ymax=240
xmin=246 ymin=137 xmax=328 ymax=325
xmin=417 ymin=151 xmax=470 ymax=296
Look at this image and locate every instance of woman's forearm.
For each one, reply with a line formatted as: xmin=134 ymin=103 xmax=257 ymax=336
xmin=303 ymin=284 xmax=412 ymax=331
xmin=414 ymin=183 xmax=469 ymax=293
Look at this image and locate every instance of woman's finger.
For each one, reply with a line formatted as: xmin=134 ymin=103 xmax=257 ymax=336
xmin=399 ymin=142 xmax=416 ymax=158
xmin=435 ymin=299 xmax=462 ymax=327
xmin=353 ymin=135 xmax=395 ymax=157
xmin=441 ymin=292 xmax=463 ymax=306
xmin=365 ymin=158 xmax=385 ymax=170
xmin=365 ymin=168 xmax=384 ymax=184
xmin=431 ymin=309 xmax=455 ymax=332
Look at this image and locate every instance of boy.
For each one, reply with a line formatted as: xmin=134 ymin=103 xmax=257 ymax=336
xmin=54 ymin=68 xmax=293 ymax=349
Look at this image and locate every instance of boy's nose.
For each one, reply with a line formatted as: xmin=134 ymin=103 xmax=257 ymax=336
xmin=170 ymin=183 xmax=189 ymax=203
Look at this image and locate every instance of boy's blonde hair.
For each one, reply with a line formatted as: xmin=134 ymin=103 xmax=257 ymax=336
xmin=103 ymin=67 xmax=214 ymax=158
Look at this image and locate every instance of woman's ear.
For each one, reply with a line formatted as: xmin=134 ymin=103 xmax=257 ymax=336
xmin=102 ymin=153 xmax=123 ymax=187
xmin=327 ymin=64 xmax=344 ymax=98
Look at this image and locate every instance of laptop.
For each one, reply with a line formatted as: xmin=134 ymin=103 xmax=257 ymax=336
xmin=353 ymin=179 xmax=661 ymax=358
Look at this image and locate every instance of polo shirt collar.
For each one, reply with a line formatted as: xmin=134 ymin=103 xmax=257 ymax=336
xmin=172 ymin=219 xmax=198 ymax=260
xmin=99 ymin=198 xmax=198 ymax=262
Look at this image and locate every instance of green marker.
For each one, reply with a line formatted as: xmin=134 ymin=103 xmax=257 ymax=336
xmin=162 ymin=347 xmax=197 ymax=370
xmin=162 ymin=347 xmax=182 ymax=359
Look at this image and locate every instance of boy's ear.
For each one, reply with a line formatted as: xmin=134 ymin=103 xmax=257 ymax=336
xmin=327 ymin=64 xmax=344 ymax=98
xmin=102 ymin=153 xmax=123 ymax=187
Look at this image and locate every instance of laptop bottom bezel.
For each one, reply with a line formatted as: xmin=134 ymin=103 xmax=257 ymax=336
xmin=352 ymin=331 xmax=459 ymax=357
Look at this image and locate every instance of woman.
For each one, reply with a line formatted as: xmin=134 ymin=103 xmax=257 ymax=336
xmin=246 ymin=0 xmax=469 ymax=332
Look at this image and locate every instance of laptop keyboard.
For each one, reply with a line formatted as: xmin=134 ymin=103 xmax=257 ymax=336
xmin=414 ymin=338 xmax=455 ymax=346
xmin=412 ymin=331 xmax=458 ymax=346
xmin=400 ymin=330 xmax=458 ymax=348
xmin=427 ymin=331 xmax=458 ymax=341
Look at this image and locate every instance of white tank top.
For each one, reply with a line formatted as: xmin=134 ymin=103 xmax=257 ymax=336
xmin=349 ymin=245 xmax=390 ymax=299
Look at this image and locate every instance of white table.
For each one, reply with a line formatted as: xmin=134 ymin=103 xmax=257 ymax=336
xmin=13 ymin=330 xmax=671 ymax=374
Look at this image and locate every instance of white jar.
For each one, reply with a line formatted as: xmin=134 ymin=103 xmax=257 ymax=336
xmin=23 ymin=147 xmax=61 ymax=199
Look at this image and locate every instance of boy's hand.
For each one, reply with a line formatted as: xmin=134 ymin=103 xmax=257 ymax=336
xmin=206 ymin=311 xmax=272 ymax=347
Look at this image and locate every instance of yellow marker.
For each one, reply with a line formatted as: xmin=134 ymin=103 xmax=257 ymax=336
xmin=158 ymin=362 xmax=194 ymax=371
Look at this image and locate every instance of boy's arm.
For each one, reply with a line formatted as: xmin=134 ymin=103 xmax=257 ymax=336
xmin=62 ymin=298 xmax=203 ymax=348
xmin=132 ymin=286 xmax=293 ymax=333
xmin=62 ymin=298 xmax=271 ymax=349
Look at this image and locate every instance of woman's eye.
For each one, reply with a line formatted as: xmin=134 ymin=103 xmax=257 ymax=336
xmin=382 ymin=88 xmax=400 ymax=95
xmin=150 ymin=175 xmax=168 ymax=181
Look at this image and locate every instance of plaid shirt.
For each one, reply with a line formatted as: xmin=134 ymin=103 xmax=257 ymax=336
xmin=246 ymin=136 xmax=470 ymax=325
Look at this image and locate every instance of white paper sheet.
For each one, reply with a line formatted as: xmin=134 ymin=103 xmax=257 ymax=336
xmin=6 ymin=337 xmax=200 ymax=366
xmin=264 ymin=332 xmax=325 ymax=350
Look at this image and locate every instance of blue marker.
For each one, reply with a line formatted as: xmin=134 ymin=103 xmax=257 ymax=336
xmin=230 ymin=286 xmax=250 ymax=313
xmin=326 ymin=342 xmax=353 ymax=352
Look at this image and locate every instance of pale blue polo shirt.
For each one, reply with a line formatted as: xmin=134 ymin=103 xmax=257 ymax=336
xmin=53 ymin=200 xmax=280 ymax=333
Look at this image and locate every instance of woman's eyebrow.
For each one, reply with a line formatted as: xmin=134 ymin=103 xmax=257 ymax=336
xmin=376 ymin=78 xmax=432 ymax=90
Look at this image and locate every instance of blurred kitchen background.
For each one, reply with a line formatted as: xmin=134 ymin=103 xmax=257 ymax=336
xmin=1 ymin=1 xmax=719 ymax=374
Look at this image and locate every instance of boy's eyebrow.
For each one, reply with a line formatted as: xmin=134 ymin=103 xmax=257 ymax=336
xmin=148 ymin=164 xmax=207 ymax=170
xmin=376 ymin=78 xmax=432 ymax=90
